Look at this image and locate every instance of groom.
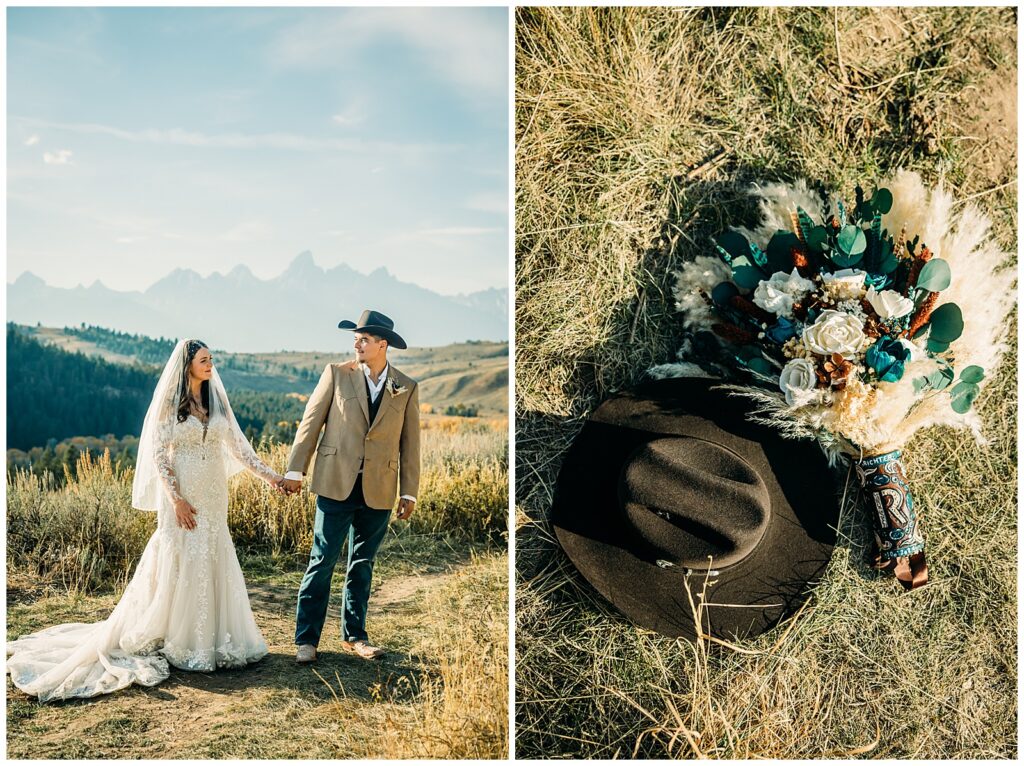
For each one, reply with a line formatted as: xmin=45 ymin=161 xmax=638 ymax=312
xmin=280 ymin=310 xmax=420 ymax=663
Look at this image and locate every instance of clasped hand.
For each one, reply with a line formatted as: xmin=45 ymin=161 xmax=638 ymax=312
xmin=274 ymin=477 xmax=302 ymax=496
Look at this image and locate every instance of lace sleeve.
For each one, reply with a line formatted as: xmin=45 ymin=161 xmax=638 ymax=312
xmin=153 ymin=419 xmax=182 ymax=503
xmin=226 ymin=423 xmax=282 ymax=485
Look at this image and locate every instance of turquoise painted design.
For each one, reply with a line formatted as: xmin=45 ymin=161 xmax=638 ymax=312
xmin=854 ymin=450 xmax=925 ymax=561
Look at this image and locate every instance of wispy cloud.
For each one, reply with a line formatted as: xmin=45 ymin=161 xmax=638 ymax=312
xmin=418 ymin=226 xmax=503 ymax=236
xmin=16 ymin=117 xmax=456 ymax=156
xmin=43 ymin=149 xmax=73 ymax=164
xmin=270 ymin=8 xmax=506 ymax=97
xmin=24 ymin=134 xmax=40 ymax=146
xmin=331 ymin=103 xmax=366 ymax=127
xmin=465 ymin=191 xmax=507 ymax=215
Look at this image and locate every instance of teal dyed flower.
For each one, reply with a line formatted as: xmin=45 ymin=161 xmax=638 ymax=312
xmin=765 ymin=316 xmax=798 ymax=344
xmin=865 ymin=337 xmax=910 ymax=382
xmin=864 ymin=272 xmax=893 ymax=291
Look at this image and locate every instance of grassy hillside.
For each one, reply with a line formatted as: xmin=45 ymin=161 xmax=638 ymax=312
xmin=20 ymin=326 xmax=508 ymax=414
xmin=515 ymin=6 xmax=1015 ymax=759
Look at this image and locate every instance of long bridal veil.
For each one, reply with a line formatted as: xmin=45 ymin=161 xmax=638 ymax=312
xmin=8 ymin=339 xmax=271 ymax=702
xmin=132 ymin=339 xmax=250 ymax=510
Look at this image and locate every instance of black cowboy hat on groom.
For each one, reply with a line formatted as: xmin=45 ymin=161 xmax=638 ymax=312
xmin=552 ymin=377 xmax=842 ymax=642
xmin=338 ymin=309 xmax=408 ymax=350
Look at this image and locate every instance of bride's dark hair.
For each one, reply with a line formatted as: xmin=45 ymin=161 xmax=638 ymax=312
xmin=177 ymin=339 xmax=211 ymax=423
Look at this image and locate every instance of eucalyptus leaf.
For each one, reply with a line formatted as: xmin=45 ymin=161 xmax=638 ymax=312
xmin=716 ymin=230 xmax=749 ymax=259
xmin=766 ymin=230 xmax=799 ymax=273
xmin=950 ymin=381 xmax=979 ymax=414
xmin=747 ymin=357 xmax=773 ymax=375
xmin=871 ymin=188 xmax=893 ymax=214
xmin=928 ymin=302 xmax=964 ymax=343
xmin=711 ymin=281 xmax=739 ymax=308
xmin=915 ymin=259 xmax=951 ymax=292
xmin=837 ymin=224 xmax=867 ymax=256
xmin=737 ymin=345 xmax=763 ymax=362
xmin=926 ymin=366 xmax=954 ymax=391
xmin=806 ymin=225 xmax=829 ymax=254
xmin=912 ymin=376 xmax=928 ymax=393
xmin=730 ymin=255 xmax=763 ymax=289
xmin=927 ymin=338 xmax=951 ymax=354
xmin=959 ymin=365 xmax=985 ymax=384
xmin=831 ymin=249 xmax=865 ymax=268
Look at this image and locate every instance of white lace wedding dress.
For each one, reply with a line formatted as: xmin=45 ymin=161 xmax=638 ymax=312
xmin=6 ymin=414 xmax=277 ymax=703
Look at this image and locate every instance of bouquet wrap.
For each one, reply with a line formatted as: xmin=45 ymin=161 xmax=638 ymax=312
xmin=855 ymin=449 xmax=927 ymax=589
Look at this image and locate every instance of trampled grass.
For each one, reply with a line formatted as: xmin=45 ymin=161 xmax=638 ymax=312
xmin=515 ymin=7 xmax=1016 ymax=759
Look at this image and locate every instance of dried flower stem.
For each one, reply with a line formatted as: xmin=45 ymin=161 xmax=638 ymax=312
xmin=904 ymin=292 xmax=938 ymax=338
xmin=906 ymin=246 xmax=933 ymax=292
xmin=730 ymin=295 xmax=776 ymax=324
xmin=712 ymin=322 xmax=757 ymax=345
xmin=894 ymin=225 xmax=907 ymax=259
xmin=791 ymin=246 xmax=812 ymax=277
xmin=790 ymin=211 xmax=804 ymax=242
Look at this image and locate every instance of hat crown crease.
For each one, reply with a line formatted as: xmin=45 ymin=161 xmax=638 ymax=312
xmin=620 ymin=438 xmax=771 ymax=569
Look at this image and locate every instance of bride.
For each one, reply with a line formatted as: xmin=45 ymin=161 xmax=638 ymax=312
xmin=7 ymin=339 xmax=285 ymax=702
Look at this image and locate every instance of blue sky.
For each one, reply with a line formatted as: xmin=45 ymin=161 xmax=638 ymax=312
xmin=7 ymin=7 xmax=508 ymax=295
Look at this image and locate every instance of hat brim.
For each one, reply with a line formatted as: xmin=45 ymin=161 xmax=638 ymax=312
xmin=551 ymin=377 xmax=840 ymax=641
xmin=338 ymin=320 xmax=408 ymax=349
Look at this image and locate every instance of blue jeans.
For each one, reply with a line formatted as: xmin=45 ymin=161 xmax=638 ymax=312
xmin=294 ymin=483 xmax=391 ymax=646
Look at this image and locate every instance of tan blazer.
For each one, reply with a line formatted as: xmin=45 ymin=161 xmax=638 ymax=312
xmin=287 ymin=361 xmax=420 ymax=509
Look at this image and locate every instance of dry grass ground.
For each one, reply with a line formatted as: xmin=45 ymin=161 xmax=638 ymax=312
xmin=515 ymin=7 xmax=1015 ymax=759
xmin=7 ymin=422 xmax=508 ymax=758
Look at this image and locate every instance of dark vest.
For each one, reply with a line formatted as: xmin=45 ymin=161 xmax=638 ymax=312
xmin=364 ymin=375 xmax=383 ymax=424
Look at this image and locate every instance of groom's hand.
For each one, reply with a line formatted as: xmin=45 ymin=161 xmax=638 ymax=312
xmin=279 ymin=478 xmax=302 ymax=495
xmin=396 ymin=498 xmax=416 ymax=520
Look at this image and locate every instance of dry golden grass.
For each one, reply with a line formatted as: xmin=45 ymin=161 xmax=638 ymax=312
xmin=515 ymin=7 xmax=1016 ymax=759
xmin=7 ymin=419 xmax=508 ymax=595
xmin=368 ymin=553 xmax=509 ymax=759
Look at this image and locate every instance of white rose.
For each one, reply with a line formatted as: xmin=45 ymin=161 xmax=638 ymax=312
xmin=865 ymin=286 xmax=914 ymax=320
xmin=821 ymin=268 xmax=867 ymax=300
xmin=753 ymin=269 xmax=817 ymax=317
xmin=753 ymin=280 xmax=794 ymax=316
xmin=801 ymin=310 xmax=866 ymax=356
xmin=779 ymin=357 xmax=818 ymax=406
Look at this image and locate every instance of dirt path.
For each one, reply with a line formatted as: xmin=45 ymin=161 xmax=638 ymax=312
xmin=6 ymin=563 xmax=462 ymax=759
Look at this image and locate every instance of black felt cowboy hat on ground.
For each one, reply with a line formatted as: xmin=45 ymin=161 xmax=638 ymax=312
xmin=338 ymin=309 xmax=407 ymax=349
xmin=552 ymin=377 xmax=841 ymax=641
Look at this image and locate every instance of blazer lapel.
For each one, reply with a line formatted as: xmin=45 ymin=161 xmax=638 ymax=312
xmin=368 ymin=367 xmax=407 ymax=433
xmin=345 ymin=367 xmax=370 ymax=426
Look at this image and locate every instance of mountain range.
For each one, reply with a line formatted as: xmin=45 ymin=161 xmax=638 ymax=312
xmin=7 ymin=252 xmax=508 ymax=352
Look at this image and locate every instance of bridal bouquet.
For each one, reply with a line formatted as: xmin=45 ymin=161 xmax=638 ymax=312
xmin=666 ymin=170 xmax=1014 ymax=589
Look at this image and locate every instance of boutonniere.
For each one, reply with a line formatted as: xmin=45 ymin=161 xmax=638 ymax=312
xmin=386 ymin=377 xmax=408 ymax=398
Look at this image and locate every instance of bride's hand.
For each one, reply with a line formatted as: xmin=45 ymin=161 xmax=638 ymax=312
xmin=174 ymin=498 xmax=198 ymax=531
